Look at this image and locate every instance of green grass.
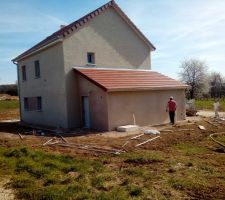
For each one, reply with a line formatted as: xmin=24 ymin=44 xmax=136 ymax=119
xmin=174 ymin=143 xmax=209 ymax=156
xmin=0 ymin=144 xmax=224 ymax=200
xmin=0 ymin=100 xmax=19 ymax=110
xmin=0 ymin=146 xmax=146 ymax=200
xmin=195 ymin=99 xmax=225 ymax=111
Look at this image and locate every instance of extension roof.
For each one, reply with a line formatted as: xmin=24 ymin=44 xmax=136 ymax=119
xmin=74 ymin=68 xmax=188 ymax=92
xmin=12 ymin=0 xmax=155 ymax=62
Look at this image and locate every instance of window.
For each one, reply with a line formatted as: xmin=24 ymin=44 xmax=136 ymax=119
xmin=87 ymin=52 xmax=95 ymax=64
xmin=34 ymin=60 xmax=40 ymax=78
xmin=22 ymin=65 xmax=26 ymax=81
xmin=37 ymin=96 xmax=42 ymax=111
xmin=24 ymin=97 xmax=28 ymax=111
xmin=23 ymin=96 xmax=42 ymax=111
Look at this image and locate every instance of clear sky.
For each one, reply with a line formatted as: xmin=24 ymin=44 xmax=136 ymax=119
xmin=0 ymin=0 xmax=225 ymax=84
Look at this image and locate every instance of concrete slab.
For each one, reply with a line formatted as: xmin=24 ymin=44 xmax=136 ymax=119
xmin=117 ymin=125 xmax=140 ymax=132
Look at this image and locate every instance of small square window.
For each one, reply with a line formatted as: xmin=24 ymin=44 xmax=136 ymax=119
xmin=87 ymin=53 xmax=95 ymax=64
xmin=34 ymin=60 xmax=40 ymax=78
xmin=22 ymin=65 xmax=26 ymax=81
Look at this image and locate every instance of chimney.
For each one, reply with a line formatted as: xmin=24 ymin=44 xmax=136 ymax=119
xmin=60 ymin=25 xmax=66 ymax=29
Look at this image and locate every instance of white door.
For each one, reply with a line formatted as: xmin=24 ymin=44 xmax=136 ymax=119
xmin=82 ymin=96 xmax=90 ymax=128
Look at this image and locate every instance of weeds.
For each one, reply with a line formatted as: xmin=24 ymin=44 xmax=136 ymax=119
xmin=168 ymin=177 xmax=194 ymax=191
xmin=195 ymin=99 xmax=225 ymax=111
xmin=174 ymin=143 xmax=209 ymax=155
xmin=0 ymin=100 xmax=19 ymax=110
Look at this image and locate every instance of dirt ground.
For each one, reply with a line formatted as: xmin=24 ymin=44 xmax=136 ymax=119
xmin=0 ymin=113 xmax=225 ymax=199
xmin=0 ymin=115 xmax=224 ymax=156
xmin=0 ymin=177 xmax=15 ymax=200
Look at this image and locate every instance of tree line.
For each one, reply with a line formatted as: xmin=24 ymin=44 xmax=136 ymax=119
xmin=179 ymin=58 xmax=225 ymax=99
xmin=0 ymin=84 xmax=18 ymax=96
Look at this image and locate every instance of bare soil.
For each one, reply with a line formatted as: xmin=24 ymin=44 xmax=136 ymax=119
xmin=0 ymin=177 xmax=15 ymax=200
xmin=0 ymin=113 xmax=225 ymax=199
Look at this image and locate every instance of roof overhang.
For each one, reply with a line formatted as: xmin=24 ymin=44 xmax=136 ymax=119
xmin=12 ymin=37 xmax=63 ymax=63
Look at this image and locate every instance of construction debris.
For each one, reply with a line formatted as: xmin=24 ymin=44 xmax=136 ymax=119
xmin=42 ymin=138 xmax=54 ymax=146
xmin=44 ymin=138 xmax=124 ymax=155
xmin=160 ymin=130 xmax=173 ymax=132
xmin=18 ymin=133 xmax=24 ymax=140
xmin=186 ymin=99 xmax=197 ymax=116
xmin=130 ymin=133 xmax=144 ymax=140
xmin=121 ymin=141 xmax=130 ymax=148
xmin=117 ymin=125 xmax=140 ymax=132
xmin=198 ymin=125 xmax=206 ymax=130
xmin=204 ymin=120 xmax=218 ymax=127
xmin=135 ymin=136 xmax=160 ymax=147
xmin=144 ymin=129 xmax=160 ymax=135
xmin=209 ymin=132 xmax=225 ymax=148
xmin=58 ymin=134 xmax=69 ymax=143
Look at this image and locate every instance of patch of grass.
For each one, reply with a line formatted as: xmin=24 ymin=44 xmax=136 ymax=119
xmin=198 ymin=164 xmax=214 ymax=175
xmin=126 ymin=184 xmax=142 ymax=197
xmin=96 ymin=187 xmax=129 ymax=200
xmin=122 ymin=150 xmax=163 ymax=164
xmin=216 ymin=135 xmax=225 ymax=144
xmin=0 ymin=100 xmax=19 ymax=110
xmin=10 ymin=174 xmax=35 ymax=188
xmin=174 ymin=143 xmax=209 ymax=156
xmin=168 ymin=177 xmax=194 ymax=191
xmin=195 ymin=99 xmax=225 ymax=111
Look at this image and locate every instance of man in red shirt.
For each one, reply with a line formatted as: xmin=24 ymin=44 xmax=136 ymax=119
xmin=166 ymin=96 xmax=177 ymax=124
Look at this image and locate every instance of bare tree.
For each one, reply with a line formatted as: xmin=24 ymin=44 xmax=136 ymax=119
xmin=209 ymin=72 xmax=224 ymax=98
xmin=179 ymin=58 xmax=209 ymax=99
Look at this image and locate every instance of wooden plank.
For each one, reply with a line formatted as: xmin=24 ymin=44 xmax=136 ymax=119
xmin=48 ymin=141 xmax=60 ymax=145
xmin=58 ymin=134 xmax=69 ymax=143
xmin=49 ymin=142 xmax=123 ymax=154
xmin=18 ymin=133 xmax=24 ymax=140
xmin=135 ymin=136 xmax=160 ymax=147
xmin=204 ymin=120 xmax=218 ymax=127
xmin=176 ymin=129 xmax=194 ymax=131
xmin=42 ymin=138 xmax=53 ymax=146
xmin=121 ymin=141 xmax=129 ymax=147
xmin=130 ymin=133 xmax=144 ymax=140
xmin=160 ymin=130 xmax=173 ymax=132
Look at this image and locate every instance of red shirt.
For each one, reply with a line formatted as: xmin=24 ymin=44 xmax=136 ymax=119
xmin=167 ymin=100 xmax=177 ymax=112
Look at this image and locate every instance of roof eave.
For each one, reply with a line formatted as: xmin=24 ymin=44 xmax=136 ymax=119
xmin=107 ymin=86 xmax=188 ymax=92
xmin=12 ymin=37 xmax=63 ymax=63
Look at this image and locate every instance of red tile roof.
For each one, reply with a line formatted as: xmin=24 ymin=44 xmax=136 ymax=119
xmin=13 ymin=0 xmax=155 ymax=62
xmin=74 ymin=68 xmax=188 ymax=92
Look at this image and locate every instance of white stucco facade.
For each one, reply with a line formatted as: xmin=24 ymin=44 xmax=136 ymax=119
xmin=17 ymin=43 xmax=68 ymax=128
xmin=15 ymin=6 xmax=153 ymax=128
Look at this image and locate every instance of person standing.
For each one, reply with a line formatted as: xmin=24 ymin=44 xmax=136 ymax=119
xmin=213 ymin=99 xmax=220 ymax=118
xmin=166 ymin=96 xmax=177 ymax=124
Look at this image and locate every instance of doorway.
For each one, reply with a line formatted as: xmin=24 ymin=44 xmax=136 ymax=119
xmin=82 ymin=96 xmax=90 ymax=128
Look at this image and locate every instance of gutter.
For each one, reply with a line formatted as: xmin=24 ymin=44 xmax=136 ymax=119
xmin=12 ymin=37 xmax=63 ymax=63
xmin=107 ymin=86 xmax=189 ymax=92
xmin=16 ymin=64 xmax=22 ymax=122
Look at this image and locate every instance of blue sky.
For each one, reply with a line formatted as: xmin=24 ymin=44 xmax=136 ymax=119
xmin=1 ymin=0 xmax=225 ymax=84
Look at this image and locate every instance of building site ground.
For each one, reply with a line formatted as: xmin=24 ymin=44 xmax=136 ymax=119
xmin=0 ymin=97 xmax=225 ymax=200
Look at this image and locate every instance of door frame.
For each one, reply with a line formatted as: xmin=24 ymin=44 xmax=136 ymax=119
xmin=81 ymin=96 xmax=90 ymax=128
